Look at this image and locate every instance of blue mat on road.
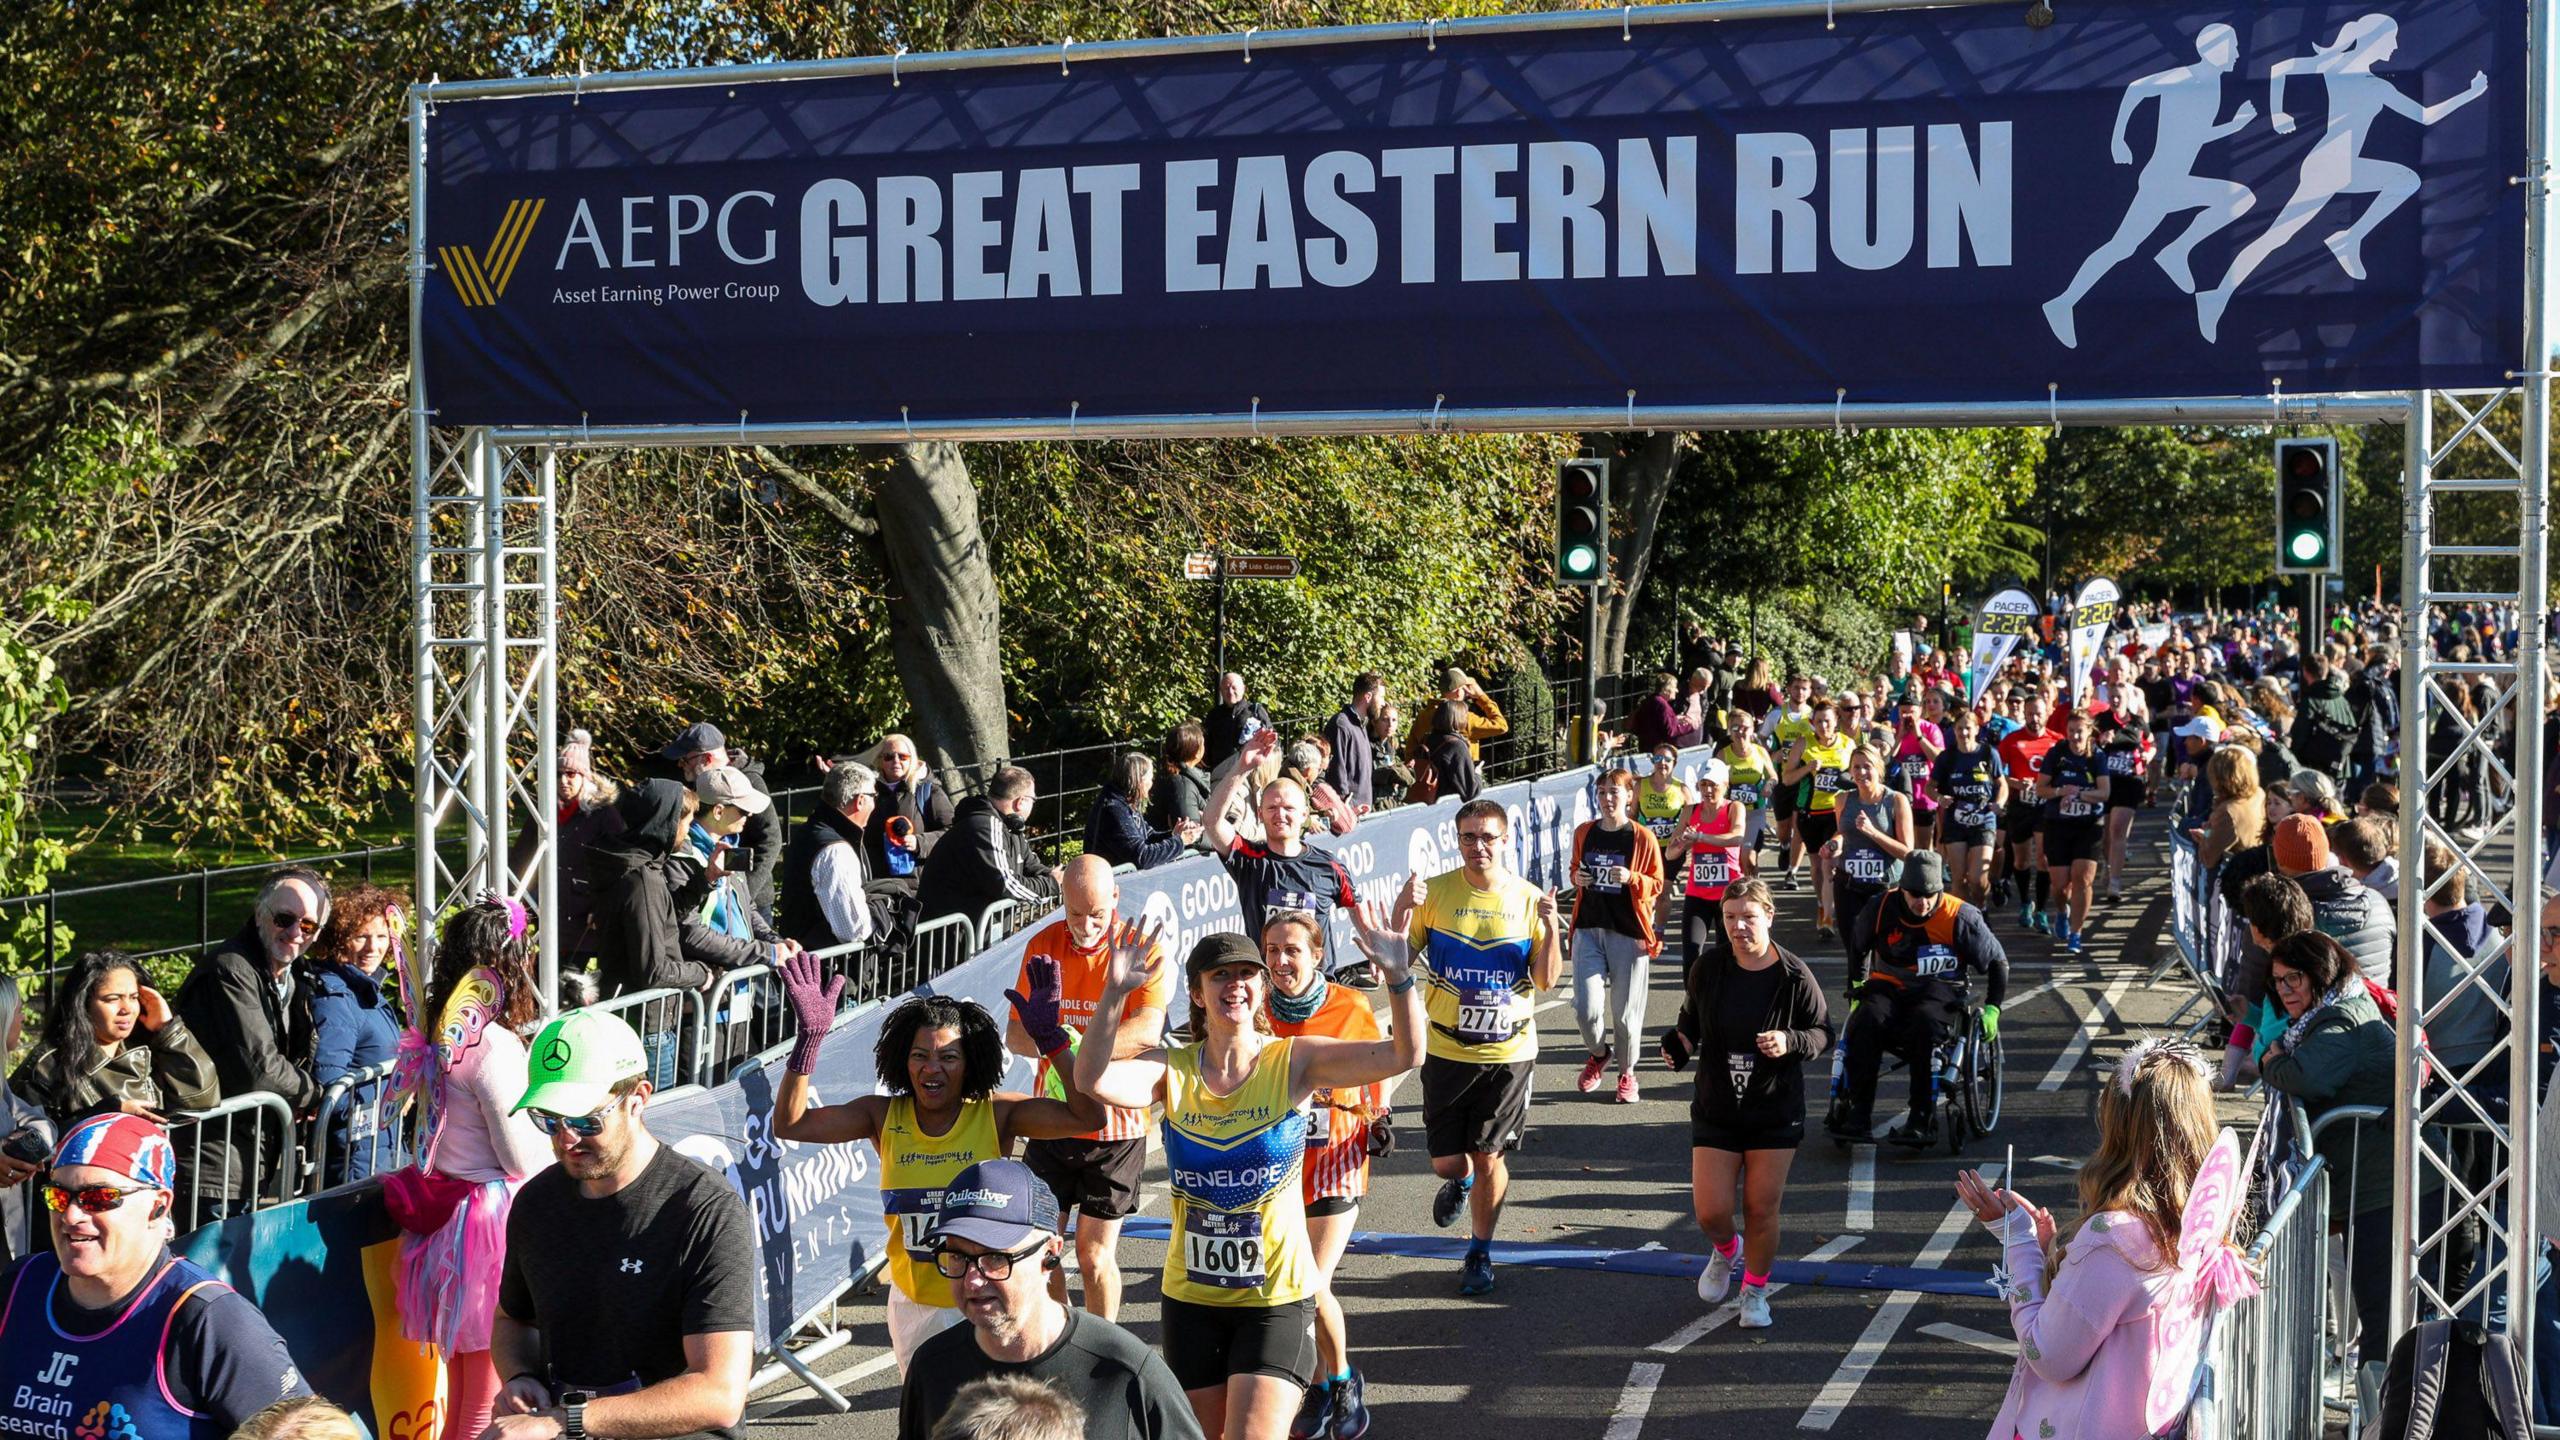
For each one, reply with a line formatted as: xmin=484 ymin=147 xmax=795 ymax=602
xmin=1115 ymin=1216 xmax=1999 ymax=1298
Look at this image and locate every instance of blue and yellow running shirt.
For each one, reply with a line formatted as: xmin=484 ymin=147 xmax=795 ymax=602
xmin=877 ymin=1096 xmax=1004 ymax=1307
xmin=1410 ymin=869 xmax=1552 ymax=1065
xmin=1162 ymin=1038 xmax=1314 ymax=1308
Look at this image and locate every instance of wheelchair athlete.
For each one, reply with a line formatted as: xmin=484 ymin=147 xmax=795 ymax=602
xmin=1829 ymin=849 xmax=2008 ymax=1148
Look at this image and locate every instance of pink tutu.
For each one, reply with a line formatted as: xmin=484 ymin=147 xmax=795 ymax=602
xmin=396 ymin=1175 xmax=520 ymax=1354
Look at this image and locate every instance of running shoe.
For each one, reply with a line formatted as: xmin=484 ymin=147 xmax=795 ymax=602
xmin=2017 ymin=901 xmax=2034 ymax=929
xmin=1292 ymin=1383 xmax=1336 ymax=1440
xmin=2049 ymin=910 xmax=2069 ymax=942
xmin=1781 ymin=872 xmax=1802 ymax=892
xmin=1737 ymin=1286 xmax=1774 ymax=1329
xmin=1577 ymin=1054 xmax=1608 ymax=1093
xmin=1432 ymin=1177 xmax=1470 ymax=1229
xmin=1615 ymin=1072 xmax=1640 ymax=1104
xmin=1698 ymin=1248 xmax=1740 ymax=1304
xmin=1330 ymin=1371 xmax=1373 ymax=1440
xmin=2068 ymin=929 xmax=2086 ymax=955
xmin=1459 ymin=1250 xmax=1497 ymax=1296
xmin=1816 ymin=923 xmax=1836 ymax=942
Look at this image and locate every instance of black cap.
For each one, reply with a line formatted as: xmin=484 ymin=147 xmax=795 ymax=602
xmin=1185 ymin=931 xmax=1266 ymax=981
xmin=1899 ymin=849 xmax=1948 ymax=899
xmin=660 ymin=721 xmax=725 ymax=760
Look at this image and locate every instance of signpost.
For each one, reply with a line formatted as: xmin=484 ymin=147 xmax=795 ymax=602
xmin=1183 ymin=551 xmax=1302 ymax=686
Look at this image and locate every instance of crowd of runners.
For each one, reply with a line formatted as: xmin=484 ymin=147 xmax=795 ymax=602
xmin=8 ymin=592 xmax=2476 ymax=1440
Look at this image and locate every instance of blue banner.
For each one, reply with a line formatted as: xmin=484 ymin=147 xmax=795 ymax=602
xmin=639 ymin=753 xmax=1668 ymax=1347
xmin=421 ymin=3 xmax=2523 ymax=427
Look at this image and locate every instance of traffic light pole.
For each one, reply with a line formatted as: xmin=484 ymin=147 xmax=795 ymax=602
xmin=1575 ymin=585 xmax=1602 ymax=765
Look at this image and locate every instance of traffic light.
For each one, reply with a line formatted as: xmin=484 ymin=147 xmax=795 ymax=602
xmin=2274 ymin=437 xmax=2339 ymax=574
xmin=1556 ymin=458 xmax=1610 ymax=585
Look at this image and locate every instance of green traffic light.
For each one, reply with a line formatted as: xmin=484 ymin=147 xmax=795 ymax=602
xmin=2287 ymin=531 xmax=2325 ymax=563
xmin=1564 ymin=544 xmax=1599 ymax=576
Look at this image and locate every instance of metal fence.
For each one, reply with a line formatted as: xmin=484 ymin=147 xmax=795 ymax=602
xmin=166 ymin=1091 xmax=297 ymax=1230
xmin=2193 ymin=1155 xmax=2332 ymax=1439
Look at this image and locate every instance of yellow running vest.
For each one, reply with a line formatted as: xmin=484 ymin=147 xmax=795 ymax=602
xmin=1162 ymin=1039 xmax=1315 ymax=1308
xmin=878 ymin=1096 xmax=1003 ymax=1307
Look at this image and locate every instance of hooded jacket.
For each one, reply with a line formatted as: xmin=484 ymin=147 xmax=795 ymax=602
xmin=917 ymin=794 xmax=1060 ymax=926
xmin=2292 ymin=674 xmax=2357 ymax=773
xmin=587 ymin=778 xmax=718 ymax=999
xmin=2295 ymin=865 xmax=2395 ymax=987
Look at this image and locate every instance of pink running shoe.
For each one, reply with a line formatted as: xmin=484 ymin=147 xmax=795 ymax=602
xmin=1577 ymin=1055 xmax=1608 ymax=1093
xmin=1615 ymin=1072 xmax=1640 ymax=1104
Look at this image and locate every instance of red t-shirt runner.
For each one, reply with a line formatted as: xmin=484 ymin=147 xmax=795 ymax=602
xmin=1996 ymin=726 xmax=2061 ymax=802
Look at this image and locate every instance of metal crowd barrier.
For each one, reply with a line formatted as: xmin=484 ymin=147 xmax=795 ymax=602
xmin=2194 ymin=1155 xmax=2332 ymax=1439
xmin=308 ymin=1059 xmax=413 ymax=1191
xmin=585 ymin=985 xmax=707 ymax=1093
xmin=2160 ymin=833 xmax=2233 ymax=1040
xmin=167 ymin=1092 xmax=297 ymax=1226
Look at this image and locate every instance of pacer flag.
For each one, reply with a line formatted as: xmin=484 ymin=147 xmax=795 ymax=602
xmin=419 ymin=1 xmax=2525 ymax=428
xmin=2069 ymin=577 xmax=2124 ymax=708
xmin=1970 ymin=588 xmax=2042 ymax=701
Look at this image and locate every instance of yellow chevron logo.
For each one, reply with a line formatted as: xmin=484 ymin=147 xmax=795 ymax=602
xmin=439 ymin=198 xmax=546 ymax=307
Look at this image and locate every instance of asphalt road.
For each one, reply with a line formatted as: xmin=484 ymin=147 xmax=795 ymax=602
xmin=747 ymin=815 xmax=2213 ymax=1440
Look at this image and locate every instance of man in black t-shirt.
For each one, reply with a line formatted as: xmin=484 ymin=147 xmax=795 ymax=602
xmin=1204 ymin=729 xmax=1361 ymax=967
xmin=899 ymin=1159 xmax=1202 ymax=1440
xmin=488 ymin=1009 xmax=757 ymax=1440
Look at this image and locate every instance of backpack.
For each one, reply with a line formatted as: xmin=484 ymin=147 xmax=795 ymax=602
xmin=2365 ymin=1319 xmax=2531 ymax=1440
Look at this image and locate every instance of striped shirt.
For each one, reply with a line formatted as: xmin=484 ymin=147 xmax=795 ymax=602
xmin=1270 ymin=984 xmax=1384 ymax=1203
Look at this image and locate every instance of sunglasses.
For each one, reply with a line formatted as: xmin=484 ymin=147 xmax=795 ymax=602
xmin=933 ymin=1240 xmax=1048 ymax=1280
xmin=528 ymin=1101 xmax=618 ymax=1138
xmin=42 ymin=1181 xmax=157 ymax=1215
xmin=268 ymin=912 xmax=319 ymax=938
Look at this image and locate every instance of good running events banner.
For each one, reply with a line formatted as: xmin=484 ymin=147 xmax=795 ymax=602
xmin=642 ymin=751 xmax=1703 ymax=1347
xmin=1969 ymin=588 xmax=2041 ymax=701
xmin=420 ymin=2 xmax=2523 ymax=427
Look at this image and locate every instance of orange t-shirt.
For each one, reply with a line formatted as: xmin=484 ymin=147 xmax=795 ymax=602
xmin=1270 ymin=983 xmax=1384 ymax=1203
xmin=1017 ymin=918 xmax=1171 ymax=1142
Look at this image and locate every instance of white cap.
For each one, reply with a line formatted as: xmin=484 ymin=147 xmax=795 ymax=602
xmin=2174 ymin=717 xmax=2218 ymax=742
xmin=1694 ymin=757 xmax=1731 ymax=786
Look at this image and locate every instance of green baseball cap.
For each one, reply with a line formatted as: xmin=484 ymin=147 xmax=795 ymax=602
xmin=514 ymin=1009 xmax=650 ymax=1115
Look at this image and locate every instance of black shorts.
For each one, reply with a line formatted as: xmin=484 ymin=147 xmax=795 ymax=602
xmin=1938 ymin=821 xmax=1995 ymax=850
xmin=2105 ymin=775 xmax=2147 ymax=809
xmin=2002 ymin=804 xmax=2041 ymax=844
xmin=1421 ymin=1055 xmax=1534 ymax=1158
xmin=1798 ymin=810 xmax=1839 ymax=850
xmin=1023 ymin=1135 xmax=1147 ymax=1220
xmin=1770 ymin=782 xmax=1798 ymax=821
xmin=2042 ymin=821 xmax=2102 ymax=866
xmin=1162 ymin=1295 xmax=1316 ymax=1390
xmin=1690 ymin=1115 xmax=1807 ymax=1152
xmin=1305 ymin=1195 xmax=1358 ymax=1219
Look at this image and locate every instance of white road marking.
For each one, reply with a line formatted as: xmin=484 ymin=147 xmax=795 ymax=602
xmin=1603 ymin=1362 xmax=1667 ymax=1440
xmin=1847 ymin=1144 xmax=1876 ymax=1232
xmin=1647 ymin=1234 xmax=1865 ymax=1354
xmin=2038 ymin=973 xmax=2135 ymax=1091
xmin=1797 ymin=1169 xmax=1997 ymax=1432
xmin=1921 ymin=1320 xmax=2019 ymax=1357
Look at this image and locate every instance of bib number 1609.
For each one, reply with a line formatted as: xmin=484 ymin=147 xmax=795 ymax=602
xmin=1186 ymin=1231 xmax=1266 ymax=1288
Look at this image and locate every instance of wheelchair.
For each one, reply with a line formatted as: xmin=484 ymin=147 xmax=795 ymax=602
xmin=1825 ymin=995 xmax=2005 ymax=1156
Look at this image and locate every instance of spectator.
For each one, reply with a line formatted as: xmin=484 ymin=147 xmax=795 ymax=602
xmin=1369 ymin=701 xmax=1412 ymax=808
xmin=651 ymin=722 xmax=782 ymax=919
xmin=12 ymin=950 xmax=219 ymax=1131
xmin=2358 ymin=779 xmax=2400 ymax=819
xmin=2226 ymin=873 xmax=2316 ymax=1088
xmin=2292 ymin=653 xmax=2359 ymax=780
xmin=1280 ymin=738 xmax=1359 ymax=838
xmin=2332 ymin=814 xmax=2398 ymax=906
xmin=506 ymin=728 xmax=623 ymax=961
xmin=0 ymin=1114 xmax=311 ymax=1428
xmin=1083 ymin=752 xmax=1200 ymax=871
xmin=2258 ymin=931 xmax=2420 ymax=1391
xmin=683 ymin=767 xmax=802 ymax=1077
xmin=1324 ymin=672 xmax=1385 ymax=812
xmin=918 ymin=766 xmax=1063 ymax=926
xmin=1200 ymin=671 xmax=1274 ymax=769
xmin=2347 ymin=646 xmax=2399 ymax=803
xmin=2287 ymin=768 xmax=2346 ymax=824
xmin=1418 ymin=699 xmax=1484 ymax=805
xmin=2417 ymin=840 xmax=2503 ymax=1093
xmin=586 ymin=778 xmax=726 ymax=1079
xmin=1632 ymin=672 xmax=1700 ymax=755
xmin=306 ymin=882 xmax=412 ymax=1187
xmin=781 ymin=759 xmax=885 ymax=956
xmin=0 ymin=976 xmax=54 ymax=1265
xmin=1403 ymin=666 xmax=1509 ymax=764
xmin=493 ymin=1010 xmax=754 ymax=1440
xmin=2197 ymin=746 xmax=2266 ymax=874
xmin=929 ymin=1376 xmax=1087 ymax=1440
xmin=1145 ymin=723 xmax=1213 ymax=833
xmin=2273 ymin=813 xmax=2393 ymax=986
xmin=174 ymin=868 xmax=325 ymax=1219
xmin=896 ymin=1158 xmax=1202 ymax=1440
xmin=872 ymin=732 xmax=958 ymax=880
xmin=393 ymin=901 xmax=554 ymax=1440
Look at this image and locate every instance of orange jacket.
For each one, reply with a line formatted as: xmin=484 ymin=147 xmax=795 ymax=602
xmin=1568 ymin=820 xmax=1665 ymax=957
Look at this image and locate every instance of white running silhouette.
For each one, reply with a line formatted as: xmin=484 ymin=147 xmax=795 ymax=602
xmin=2043 ymin=24 xmax=2258 ymax=349
xmin=2195 ymin=15 xmax=2488 ymax=343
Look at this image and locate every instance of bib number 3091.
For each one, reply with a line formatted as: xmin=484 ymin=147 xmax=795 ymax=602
xmin=1185 ymin=1210 xmax=1267 ymax=1289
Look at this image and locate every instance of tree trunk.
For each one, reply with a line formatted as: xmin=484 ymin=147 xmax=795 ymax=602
xmin=866 ymin=442 xmax=1009 ymax=785
xmin=1581 ymin=429 xmax=1684 ymax=678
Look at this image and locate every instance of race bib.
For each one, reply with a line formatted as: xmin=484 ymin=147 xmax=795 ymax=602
xmin=1184 ymin=1208 xmax=1267 ymax=1290
xmin=1587 ymin=864 xmax=1626 ymax=895
xmin=1914 ymin=943 xmax=1959 ymax=978
xmin=1644 ymin=815 xmax=1680 ymax=841
xmin=884 ymin=1193 xmax=944 ymax=1261
xmin=1455 ymin=986 xmax=1514 ymax=1045
xmin=1724 ymin=1051 xmax=1757 ymax=1101
xmin=1731 ymin=781 xmax=1764 ymax=807
xmin=1843 ymin=852 xmax=1889 ymax=884
xmin=2104 ymin=751 xmax=2137 ymax=776
xmin=1814 ymin=768 xmax=1848 ymax=794
xmin=1953 ymin=803 xmax=1997 ymax=830
xmin=2060 ymin=798 xmax=2103 ymax=819
xmin=1688 ymin=848 xmax=1734 ymax=890
xmin=1899 ymin=757 xmax=1930 ymax=786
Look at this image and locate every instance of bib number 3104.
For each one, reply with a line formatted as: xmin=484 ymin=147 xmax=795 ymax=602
xmin=1185 ymin=1210 xmax=1267 ymax=1289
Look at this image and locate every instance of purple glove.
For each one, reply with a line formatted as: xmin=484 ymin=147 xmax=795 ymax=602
xmin=782 ymin=952 xmax=846 ymax=1076
xmin=1006 ymin=954 xmax=1072 ymax=1057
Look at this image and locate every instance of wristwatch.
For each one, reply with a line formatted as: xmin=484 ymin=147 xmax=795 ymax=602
xmin=560 ymin=1390 xmax=592 ymax=1440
